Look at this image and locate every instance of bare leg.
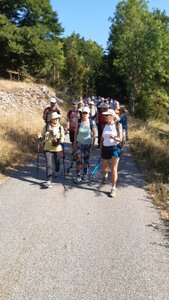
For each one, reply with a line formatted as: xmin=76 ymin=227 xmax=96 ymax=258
xmin=111 ymin=157 xmax=120 ymax=189
xmin=102 ymin=159 xmax=109 ymax=175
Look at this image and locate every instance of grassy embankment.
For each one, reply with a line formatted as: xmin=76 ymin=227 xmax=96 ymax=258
xmin=0 ymin=79 xmax=66 ymax=181
xmin=129 ymin=116 xmax=169 ymax=219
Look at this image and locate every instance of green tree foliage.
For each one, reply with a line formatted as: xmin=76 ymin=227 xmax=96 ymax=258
xmin=62 ymin=33 xmax=104 ymax=98
xmin=0 ymin=0 xmax=64 ymax=81
xmin=107 ymin=0 xmax=169 ymax=120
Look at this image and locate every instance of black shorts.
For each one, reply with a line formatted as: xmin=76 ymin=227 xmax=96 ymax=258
xmin=102 ymin=145 xmax=121 ymax=160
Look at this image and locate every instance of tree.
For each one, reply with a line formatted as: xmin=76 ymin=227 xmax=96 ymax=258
xmin=107 ymin=0 xmax=169 ymax=119
xmin=0 ymin=0 xmax=64 ymax=80
xmin=62 ymin=33 xmax=104 ymax=98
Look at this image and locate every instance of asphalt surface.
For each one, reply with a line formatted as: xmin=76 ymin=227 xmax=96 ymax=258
xmin=0 ymin=139 xmax=169 ymax=300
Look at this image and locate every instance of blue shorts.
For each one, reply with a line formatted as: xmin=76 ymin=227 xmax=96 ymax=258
xmin=102 ymin=144 xmax=121 ymax=159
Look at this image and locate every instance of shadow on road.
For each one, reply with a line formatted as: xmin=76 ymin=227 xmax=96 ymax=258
xmin=10 ymin=142 xmax=146 ymax=193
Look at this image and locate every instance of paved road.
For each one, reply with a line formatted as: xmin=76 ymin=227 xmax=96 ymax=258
xmin=0 ymin=140 xmax=169 ymax=300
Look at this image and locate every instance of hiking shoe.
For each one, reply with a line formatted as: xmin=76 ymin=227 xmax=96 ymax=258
xmin=82 ymin=175 xmax=88 ymax=181
xmin=75 ymin=175 xmax=82 ymax=183
xmin=110 ymin=188 xmax=116 ymax=198
xmin=102 ymin=173 xmax=108 ymax=184
xmin=46 ymin=180 xmax=52 ymax=188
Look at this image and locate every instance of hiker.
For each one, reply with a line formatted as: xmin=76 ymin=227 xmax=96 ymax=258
xmin=75 ymin=106 xmax=96 ymax=183
xmin=110 ymin=98 xmax=120 ymax=110
xmin=88 ymin=100 xmax=97 ymax=126
xmin=66 ymin=101 xmax=80 ymax=156
xmin=97 ymin=102 xmax=109 ymax=147
xmin=100 ymin=109 xmax=122 ymax=198
xmin=78 ymin=99 xmax=84 ymax=119
xmin=119 ymin=106 xmax=129 ymax=148
xmin=43 ymin=96 xmax=61 ymax=124
xmin=38 ymin=112 xmax=65 ymax=187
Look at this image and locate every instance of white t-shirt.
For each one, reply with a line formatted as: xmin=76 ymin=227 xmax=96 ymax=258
xmin=102 ymin=123 xmax=119 ymax=146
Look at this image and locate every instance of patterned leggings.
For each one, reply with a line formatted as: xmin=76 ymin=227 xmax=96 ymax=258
xmin=75 ymin=143 xmax=91 ymax=176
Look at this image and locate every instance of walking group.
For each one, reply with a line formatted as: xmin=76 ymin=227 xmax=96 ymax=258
xmin=38 ymin=96 xmax=128 ymax=198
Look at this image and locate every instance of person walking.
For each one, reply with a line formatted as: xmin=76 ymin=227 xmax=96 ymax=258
xmin=100 ymin=109 xmax=122 ymax=198
xmin=119 ymin=106 xmax=129 ymax=147
xmin=66 ymin=101 xmax=80 ymax=157
xmin=38 ymin=112 xmax=65 ymax=187
xmin=75 ymin=106 xmax=96 ymax=183
xmin=43 ymin=96 xmax=61 ymax=124
xmin=97 ymin=102 xmax=109 ymax=147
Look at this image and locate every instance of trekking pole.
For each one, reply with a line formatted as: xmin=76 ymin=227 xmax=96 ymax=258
xmin=90 ymin=155 xmax=102 ymax=178
xmin=67 ymin=155 xmax=74 ymax=175
xmin=37 ymin=139 xmax=41 ymax=178
xmin=36 ymin=135 xmax=44 ymax=178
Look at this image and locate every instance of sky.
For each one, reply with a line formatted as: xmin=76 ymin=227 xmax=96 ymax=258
xmin=51 ymin=0 xmax=169 ymax=50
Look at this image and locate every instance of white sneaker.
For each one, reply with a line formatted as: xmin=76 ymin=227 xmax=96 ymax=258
xmin=110 ymin=188 xmax=116 ymax=198
xmin=75 ymin=176 xmax=82 ymax=183
xmin=46 ymin=180 xmax=52 ymax=188
xmin=82 ymin=175 xmax=88 ymax=181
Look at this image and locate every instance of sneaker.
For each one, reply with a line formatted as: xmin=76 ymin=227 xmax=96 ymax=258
xmin=46 ymin=180 xmax=52 ymax=188
xmin=82 ymin=175 xmax=88 ymax=181
xmin=75 ymin=175 xmax=82 ymax=183
xmin=102 ymin=173 xmax=108 ymax=184
xmin=110 ymin=188 xmax=116 ymax=198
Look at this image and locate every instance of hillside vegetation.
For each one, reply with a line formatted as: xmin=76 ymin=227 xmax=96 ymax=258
xmin=0 ymin=79 xmax=66 ymax=181
xmin=129 ymin=117 xmax=169 ymax=219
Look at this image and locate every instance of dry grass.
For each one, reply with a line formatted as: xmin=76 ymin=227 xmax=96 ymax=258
xmin=129 ymin=116 xmax=169 ymax=219
xmin=0 ymin=78 xmax=54 ymax=95
xmin=0 ymin=114 xmax=43 ymax=178
xmin=0 ymin=79 xmax=67 ymax=181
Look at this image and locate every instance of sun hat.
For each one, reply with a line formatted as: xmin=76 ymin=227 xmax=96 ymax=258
xmin=82 ymin=106 xmax=90 ymax=114
xmin=50 ymin=112 xmax=62 ymax=120
xmin=102 ymin=109 xmax=120 ymax=120
xmin=50 ymin=97 xmax=57 ymax=104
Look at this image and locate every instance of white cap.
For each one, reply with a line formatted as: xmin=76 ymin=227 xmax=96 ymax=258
xmin=50 ymin=112 xmax=62 ymax=120
xmin=102 ymin=109 xmax=120 ymax=121
xmin=82 ymin=106 xmax=90 ymax=114
xmin=50 ymin=97 xmax=57 ymax=104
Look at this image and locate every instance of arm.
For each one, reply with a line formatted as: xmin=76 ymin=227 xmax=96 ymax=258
xmin=60 ymin=126 xmax=65 ymax=144
xmin=110 ymin=122 xmax=123 ymax=142
xmin=92 ymin=127 xmax=96 ymax=146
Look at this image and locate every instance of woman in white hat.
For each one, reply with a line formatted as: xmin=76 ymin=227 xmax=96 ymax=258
xmin=39 ymin=112 xmax=65 ymax=187
xmin=100 ymin=109 xmax=122 ymax=198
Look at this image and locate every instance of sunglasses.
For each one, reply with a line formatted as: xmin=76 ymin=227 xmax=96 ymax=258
xmin=82 ymin=112 xmax=88 ymax=114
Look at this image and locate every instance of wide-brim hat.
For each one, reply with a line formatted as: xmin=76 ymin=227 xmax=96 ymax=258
xmin=102 ymin=109 xmax=120 ymax=121
xmin=50 ymin=112 xmax=62 ymax=120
